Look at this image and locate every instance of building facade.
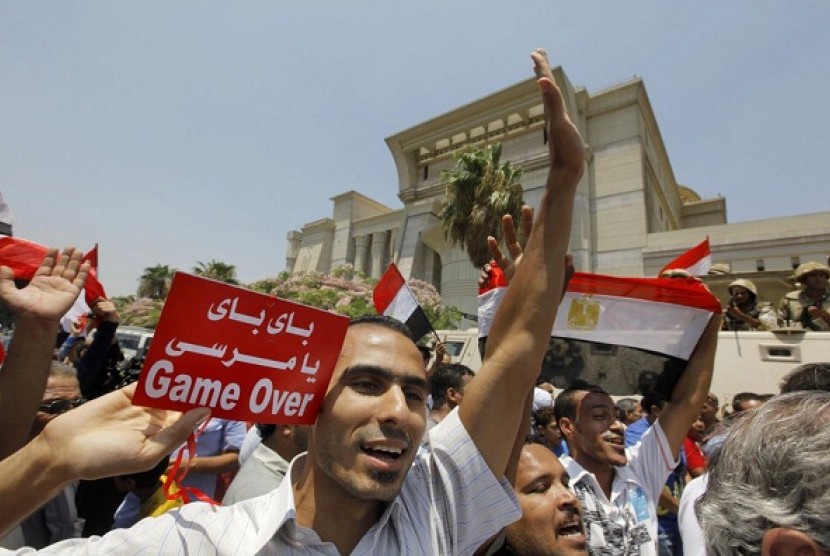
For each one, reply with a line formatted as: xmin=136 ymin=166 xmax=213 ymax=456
xmin=286 ymin=66 xmax=830 ymax=319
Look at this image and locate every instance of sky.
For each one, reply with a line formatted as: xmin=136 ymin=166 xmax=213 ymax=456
xmin=2 ymin=1 xmax=828 ymax=297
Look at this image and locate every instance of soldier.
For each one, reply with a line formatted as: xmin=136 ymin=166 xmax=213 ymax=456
xmin=778 ymin=261 xmax=830 ymax=331
xmin=721 ymin=278 xmax=776 ymax=331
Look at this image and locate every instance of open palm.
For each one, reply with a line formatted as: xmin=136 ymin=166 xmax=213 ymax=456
xmin=0 ymin=247 xmax=90 ymax=323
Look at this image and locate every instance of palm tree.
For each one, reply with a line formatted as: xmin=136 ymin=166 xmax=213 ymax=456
xmin=193 ymin=260 xmax=239 ymax=285
xmin=137 ymin=264 xmax=176 ymax=299
xmin=438 ymin=142 xmax=524 ymax=268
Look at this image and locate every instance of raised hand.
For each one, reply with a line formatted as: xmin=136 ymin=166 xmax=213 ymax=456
xmin=37 ymin=383 xmax=210 ymax=481
xmin=482 ymin=207 xmax=574 ymax=292
xmin=531 ymin=48 xmax=585 ymax=184
xmin=0 ymin=247 xmax=90 ymax=325
xmin=0 ymin=384 xmax=210 ymax=536
xmin=485 ymin=206 xmax=534 ymax=283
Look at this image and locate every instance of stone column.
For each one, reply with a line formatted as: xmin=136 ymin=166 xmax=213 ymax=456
xmin=285 ymin=231 xmax=302 ymax=274
xmin=353 ymin=235 xmax=369 ymax=275
xmin=371 ymin=231 xmax=389 ymax=278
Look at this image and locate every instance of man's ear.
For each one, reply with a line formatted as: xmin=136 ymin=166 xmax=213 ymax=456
xmin=762 ymin=528 xmax=828 ymax=556
xmin=559 ymin=417 xmax=575 ymax=439
xmin=447 ymin=387 xmax=462 ymax=405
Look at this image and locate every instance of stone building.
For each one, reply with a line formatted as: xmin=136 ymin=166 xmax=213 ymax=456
xmin=286 ymin=66 xmax=830 ymax=319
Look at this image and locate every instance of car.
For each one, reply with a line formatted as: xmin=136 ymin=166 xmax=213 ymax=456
xmin=115 ymin=326 xmax=154 ymax=361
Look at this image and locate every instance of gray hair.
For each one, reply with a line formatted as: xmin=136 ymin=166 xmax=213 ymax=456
xmin=614 ymin=397 xmax=638 ymax=421
xmin=698 ymin=391 xmax=830 ymax=554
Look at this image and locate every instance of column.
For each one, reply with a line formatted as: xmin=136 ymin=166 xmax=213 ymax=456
xmin=371 ymin=231 xmax=388 ymax=278
xmin=353 ymin=235 xmax=369 ymax=275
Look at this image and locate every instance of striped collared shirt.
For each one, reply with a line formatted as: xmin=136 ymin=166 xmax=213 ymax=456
xmin=11 ymin=409 xmax=519 ymax=555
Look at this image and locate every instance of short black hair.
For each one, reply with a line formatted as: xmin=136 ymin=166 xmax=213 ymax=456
xmin=732 ymin=392 xmax=764 ymax=412
xmin=533 ymin=406 xmax=557 ymax=429
xmin=780 ymin=362 xmax=830 ymax=394
xmin=429 ymin=362 xmax=474 ymax=408
xmin=350 ymin=315 xmax=415 ymax=342
xmin=554 ymin=384 xmax=609 ymax=423
xmin=640 ymin=390 xmax=667 ymax=415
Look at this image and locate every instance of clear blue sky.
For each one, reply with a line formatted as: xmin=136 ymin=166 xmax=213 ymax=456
xmin=2 ymin=2 xmax=828 ymax=296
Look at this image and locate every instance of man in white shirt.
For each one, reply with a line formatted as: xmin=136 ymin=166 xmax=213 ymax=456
xmin=0 ymin=47 xmax=587 ymax=555
xmin=554 ymin=316 xmax=719 ymax=554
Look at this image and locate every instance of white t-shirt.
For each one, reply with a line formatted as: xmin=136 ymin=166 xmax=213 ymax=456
xmin=678 ymin=473 xmax=708 ymax=556
xmin=561 ymin=420 xmax=679 ymax=555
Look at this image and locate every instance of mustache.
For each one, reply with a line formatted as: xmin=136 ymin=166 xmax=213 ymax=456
xmin=355 ymin=425 xmax=411 ymax=446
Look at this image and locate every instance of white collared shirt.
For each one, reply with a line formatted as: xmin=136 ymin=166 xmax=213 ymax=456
xmin=9 ymin=409 xmax=519 ymax=555
xmin=561 ymin=420 xmax=678 ymax=555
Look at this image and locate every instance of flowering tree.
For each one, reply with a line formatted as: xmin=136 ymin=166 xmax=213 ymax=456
xmin=118 ymin=264 xmax=462 ymax=331
xmin=250 ymin=265 xmax=462 ymax=328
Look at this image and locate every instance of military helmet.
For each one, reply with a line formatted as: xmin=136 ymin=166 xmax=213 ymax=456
xmin=795 ymin=261 xmax=830 ymax=281
xmin=728 ymin=278 xmax=757 ymax=297
xmin=660 ymin=268 xmax=692 ymax=279
xmin=708 ymin=263 xmax=731 ymax=275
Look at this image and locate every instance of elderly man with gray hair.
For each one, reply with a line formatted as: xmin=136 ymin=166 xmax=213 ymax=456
xmin=697 ymin=391 xmax=830 ymax=555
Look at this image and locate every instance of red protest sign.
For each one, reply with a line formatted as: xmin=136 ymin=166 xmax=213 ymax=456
xmin=132 ymin=272 xmax=349 ymax=424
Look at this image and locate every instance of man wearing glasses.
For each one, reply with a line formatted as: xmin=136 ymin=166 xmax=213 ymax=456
xmin=1 ymin=364 xmax=85 ymax=550
xmin=32 ymin=364 xmax=85 ymax=436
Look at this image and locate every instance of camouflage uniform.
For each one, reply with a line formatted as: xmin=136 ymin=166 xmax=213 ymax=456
xmin=778 ymin=262 xmax=830 ymax=331
xmin=778 ymin=289 xmax=830 ymax=331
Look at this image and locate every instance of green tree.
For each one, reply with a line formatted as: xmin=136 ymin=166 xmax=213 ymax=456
xmin=137 ymin=264 xmax=176 ymax=299
xmin=438 ymin=142 xmax=524 ymax=268
xmin=193 ymin=260 xmax=239 ymax=285
xmin=114 ymin=295 xmax=165 ymax=328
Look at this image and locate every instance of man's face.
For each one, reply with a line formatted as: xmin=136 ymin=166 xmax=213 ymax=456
xmin=730 ymin=286 xmax=752 ymax=307
xmin=310 ymin=324 xmax=428 ymax=502
xmin=624 ymin=405 xmax=643 ymax=425
xmin=562 ymin=392 xmax=627 ymax=468
xmin=32 ymin=375 xmax=82 ymax=437
xmin=701 ymin=397 xmax=718 ymax=424
xmin=802 ymin=271 xmax=829 ymax=293
xmin=687 ymin=414 xmax=705 ymax=443
xmin=505 ymin=444 xmax=587 ymax=555
xmin=539 ymin=420 xmax=563 ymax=447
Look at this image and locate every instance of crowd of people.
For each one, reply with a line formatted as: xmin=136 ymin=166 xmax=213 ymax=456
xmin=0 ymin=49 xmax=829 ymax=555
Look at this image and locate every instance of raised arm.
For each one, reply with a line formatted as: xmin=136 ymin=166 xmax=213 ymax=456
xmin=76 ymin=297 xmax=120 ymax=398
xmin=656 ymin=314 xmax=721 ymax=457
xmin=459 ymin=49 xmax=584 ymax=476
xmin=0 ymin=247 xmax=89 ymax=460
xmin=0 ymin=382 xmax=209 ymax=537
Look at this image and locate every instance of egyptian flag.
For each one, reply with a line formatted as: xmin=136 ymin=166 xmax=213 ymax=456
xmin=0 ymin=238 xmax=107 ymax=331
xmin=555 ymin=272 xmax=720 ymax=359
xmin=373 ymin=263 xmax=433 ymax=342
xmin=477 ymin=267 xmax=721 ymax=396
xmin=659 ymin=238 xmax=712 ymax=277
xmin=546 ymin=272 xmax=720 ymax=397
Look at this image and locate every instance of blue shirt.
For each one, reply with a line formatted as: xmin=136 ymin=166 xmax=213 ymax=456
xmin=625 ymin=416 xmax=651 ymax=447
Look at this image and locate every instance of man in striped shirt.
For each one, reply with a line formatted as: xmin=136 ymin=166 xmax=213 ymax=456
xmin=1 ymin=47 xmax=585 ymax=555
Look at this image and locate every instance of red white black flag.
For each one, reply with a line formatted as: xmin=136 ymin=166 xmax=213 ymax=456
xmin=373 ymin=263 xmax=433 ymax=342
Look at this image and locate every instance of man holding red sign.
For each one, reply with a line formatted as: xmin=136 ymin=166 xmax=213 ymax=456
xmin=0 ymin=48 xmax=586 ymax=554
